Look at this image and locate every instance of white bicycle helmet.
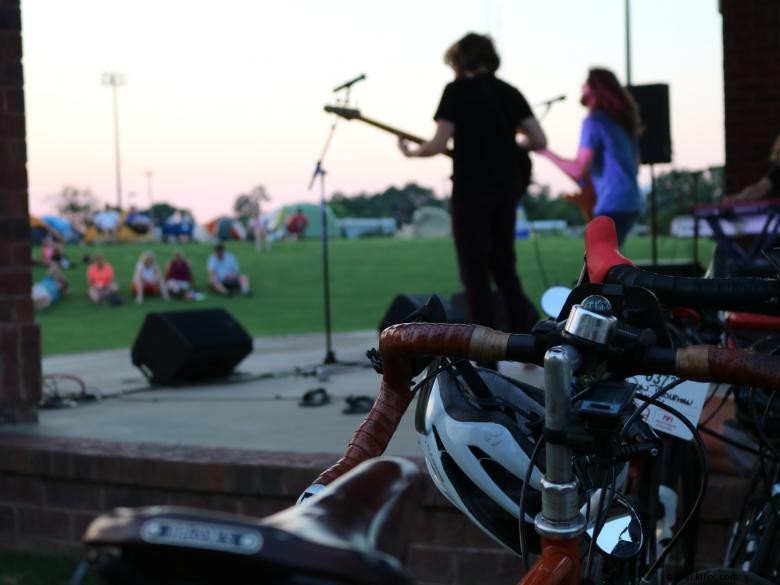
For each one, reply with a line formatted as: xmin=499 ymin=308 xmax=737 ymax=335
xmin=415 ymin=360 xmax=547 ymax=555
xmin=416 ymin=360 xmax=629 ymax=556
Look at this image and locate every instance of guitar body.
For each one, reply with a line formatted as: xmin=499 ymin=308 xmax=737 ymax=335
xmin=564 ymin=174 xmax=596 ymax=222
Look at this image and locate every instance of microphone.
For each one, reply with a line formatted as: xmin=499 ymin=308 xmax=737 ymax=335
xmin=333 ymin=74 xmax=366 ymax=93
xmin=538 ymin=94 xmax=567 ymax=106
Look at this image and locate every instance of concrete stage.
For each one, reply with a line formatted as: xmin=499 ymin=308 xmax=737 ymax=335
xmin=15 ymin=330 xmax=544 ymax=455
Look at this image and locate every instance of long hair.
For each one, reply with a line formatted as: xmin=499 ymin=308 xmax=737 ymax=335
xmin=444 ymin=33 xmax=500 ymax=76
xmin=586 ymin=68 xmax=642 ymax=138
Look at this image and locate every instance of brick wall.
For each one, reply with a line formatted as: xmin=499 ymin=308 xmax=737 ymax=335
xmin=721 ymin=0 xmax=780 ymax=193
xmin=0 ymin=0 xmax=40 ymax=424
xmin=0 ymin=434 xmax=744 ymax=584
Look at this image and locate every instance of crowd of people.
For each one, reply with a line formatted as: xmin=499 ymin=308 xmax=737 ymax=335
xmin=34 ymin=244 xmax=252 ymax=311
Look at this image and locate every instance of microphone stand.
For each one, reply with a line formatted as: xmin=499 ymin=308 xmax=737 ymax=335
xmin=308 ymin=79 xmax=363 ymax=367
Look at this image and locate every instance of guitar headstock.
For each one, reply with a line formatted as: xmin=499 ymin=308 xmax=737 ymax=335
xmin=324 ymin=105 xmax=362 ymax=120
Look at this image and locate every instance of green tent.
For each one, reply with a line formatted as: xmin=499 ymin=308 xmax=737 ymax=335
xmin=271 ymin=203 xmax=341 ymax=239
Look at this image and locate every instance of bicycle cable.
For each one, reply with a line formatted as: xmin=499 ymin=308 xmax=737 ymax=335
xmin=749 ymin=386 xmax=780 ymax=523
xmin=634 ymin=396 xmax=708 ymax=583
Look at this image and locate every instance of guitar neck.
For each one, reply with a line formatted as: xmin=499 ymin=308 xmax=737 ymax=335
xmin=352 ymin=115 xmax=453 ymax=158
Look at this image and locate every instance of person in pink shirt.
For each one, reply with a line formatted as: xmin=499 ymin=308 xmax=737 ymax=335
xmin=86 ymin=253 xmax=120 ymax=304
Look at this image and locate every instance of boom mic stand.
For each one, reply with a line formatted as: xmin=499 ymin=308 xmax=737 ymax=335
xmin=308 ymin=74 xmax=366 ymax=366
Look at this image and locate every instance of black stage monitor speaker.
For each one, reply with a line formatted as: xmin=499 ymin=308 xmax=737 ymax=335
xmin=378 ymin=294 xmax=466 ymax=332
xmin=628 ymin=84 xmax=672 ymax=165
xmin=132 ymin=309 xmax=253 ymax=385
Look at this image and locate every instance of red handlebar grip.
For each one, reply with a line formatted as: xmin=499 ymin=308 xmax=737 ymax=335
xmin=585 ymin=216 xmax=634 ymax=283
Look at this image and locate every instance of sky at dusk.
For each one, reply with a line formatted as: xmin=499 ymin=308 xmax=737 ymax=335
xmin=22 ymin=0 xmax=724 ymax=222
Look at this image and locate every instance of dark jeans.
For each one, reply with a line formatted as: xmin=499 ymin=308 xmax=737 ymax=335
xmin=451 ymin=189 xmax=539 ymax=334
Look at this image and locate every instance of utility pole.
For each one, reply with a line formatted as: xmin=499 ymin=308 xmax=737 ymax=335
xmin=146 ymin=170 xmax=154 ymax=206
xmin=101 ymin=72 xmax=125 ymax=209
xmin=625 ymin=0 xmax=632 ymax=85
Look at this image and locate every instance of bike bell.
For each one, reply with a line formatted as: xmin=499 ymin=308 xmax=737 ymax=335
xmin=563 ymin=295 xmax=617 ymax=346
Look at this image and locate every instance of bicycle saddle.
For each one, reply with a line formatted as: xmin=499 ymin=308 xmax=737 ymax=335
xmin=81 ymin=457 xmax=421 ymax=585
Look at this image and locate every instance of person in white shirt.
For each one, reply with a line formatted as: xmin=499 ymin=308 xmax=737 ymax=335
xmin=207 ymin=244 xmax=251 ymax=296
xmin=131 ymin=251 xmax=169 ymax=304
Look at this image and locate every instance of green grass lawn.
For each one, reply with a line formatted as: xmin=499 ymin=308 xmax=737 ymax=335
xmin=34 ymin=234 xmax=712 ymax=355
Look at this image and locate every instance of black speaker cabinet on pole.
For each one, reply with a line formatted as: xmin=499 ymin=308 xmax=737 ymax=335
xmin=131 ymin=309 xmax=253 ymax=385
xmin=628 ymin=84 xmax=672 ymax=266
xmin=627 ymin=84 xmax=672 ymax=165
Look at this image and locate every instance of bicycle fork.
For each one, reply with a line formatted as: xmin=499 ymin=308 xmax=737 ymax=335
xmin=520 ymin=345 xmax=586 ymax=585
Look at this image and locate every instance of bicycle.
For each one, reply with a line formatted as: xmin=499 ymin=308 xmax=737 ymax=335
xmin=75 ymin=217 xmax=780 ymax=584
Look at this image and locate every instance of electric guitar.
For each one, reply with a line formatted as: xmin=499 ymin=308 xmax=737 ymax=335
xmin=324 ymin=105 xmax=453 ymax=158
xmin=564 ymin=174 xmax=596 ymax=222
xmin=323 ymin=105 xmax=535 ymax=195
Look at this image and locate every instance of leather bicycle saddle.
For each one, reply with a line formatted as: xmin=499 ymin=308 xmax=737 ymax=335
xmin=80 ymin=457 xmax=421 ymax=585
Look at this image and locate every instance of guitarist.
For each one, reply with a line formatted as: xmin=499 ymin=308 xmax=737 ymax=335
xmin=539 ymin=67 xmax=642 ymax=246
xmin=398 ymin=32 xmax=547 ymax=342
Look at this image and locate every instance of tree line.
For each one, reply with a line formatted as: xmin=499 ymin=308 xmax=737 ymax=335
xmin=47 ymin=167 xmax=724 ymax=233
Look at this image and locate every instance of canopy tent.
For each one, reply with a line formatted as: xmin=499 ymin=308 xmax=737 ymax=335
xmin=270 ymin=203 xmax=341 ymax=239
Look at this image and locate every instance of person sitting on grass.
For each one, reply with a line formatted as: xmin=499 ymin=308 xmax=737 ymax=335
xmin=207 ymin=243 xmax=251 ymax=296
xmin=164 ymin=249 xmax=205 ymax=300
xmin=131 ymin=251 xmax=169 ymax=304
xmin=41 ymin=235 xmax=71 ymax=269
xmin=32 ymin=264 xmax=69 ymax=311
xmin=87 ymin=253 xmax=121 ymax=304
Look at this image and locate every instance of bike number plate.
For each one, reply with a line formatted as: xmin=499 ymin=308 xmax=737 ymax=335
xmin=627 ymin=375 xmax=709 ymax=440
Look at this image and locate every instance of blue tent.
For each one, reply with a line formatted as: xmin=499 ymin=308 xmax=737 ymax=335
xmin=42 ymin=215 xmax=81 ymax=243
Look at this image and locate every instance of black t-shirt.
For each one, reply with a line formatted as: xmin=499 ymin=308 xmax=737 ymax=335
xmin=434 ymin=72 xmax=534 ymax=195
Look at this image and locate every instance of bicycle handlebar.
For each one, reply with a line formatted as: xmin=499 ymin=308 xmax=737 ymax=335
xmin=586 ymin=216 xmax=780 ymax=311
xmin=313 ymin=323 xmax=780 ymax=487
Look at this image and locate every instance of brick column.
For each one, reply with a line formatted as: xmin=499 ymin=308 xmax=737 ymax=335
xmin=721 ymin=0 xmax=780 ymax=193
xmin=0 ymin=0 xmax=41 ymax=424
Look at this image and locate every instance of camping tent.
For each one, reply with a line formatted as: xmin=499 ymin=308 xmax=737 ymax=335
xmin=30 ymin=215 xmax=58 ymax=245
xmin=270 ymin=203 xmax=341 ymax=239
xmin=84 ymin=210 xmax=157 ymax=244
xmin=205 ymin=217 xmax=247 ymax=241
xmin=42 ymin=215 xmax=81 ymax=243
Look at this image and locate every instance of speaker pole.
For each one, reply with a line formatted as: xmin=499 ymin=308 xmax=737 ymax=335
xmin=691 ymin=170 xmax=701 ymax=268
xmin=650 ymin=163 xmax=658 ymax=266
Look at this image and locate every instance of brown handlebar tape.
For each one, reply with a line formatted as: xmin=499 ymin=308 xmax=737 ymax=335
xmin=677 ymin=346 xmax=780 ymax=389
xmin=314 ymin=323 xmax=511 ymax=486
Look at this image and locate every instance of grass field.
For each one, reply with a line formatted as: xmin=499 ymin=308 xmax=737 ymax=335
xmin=33 ymin=234 xmax=712 ymax=355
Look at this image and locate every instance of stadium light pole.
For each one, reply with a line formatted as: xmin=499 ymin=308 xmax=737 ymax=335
xmin=146 ymin=170 xmax=154 ymax=206
xmin=101 ymin=72 xmax=125 ymax=210
xmin=625 ymin=0 xmax=632 ymax=85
